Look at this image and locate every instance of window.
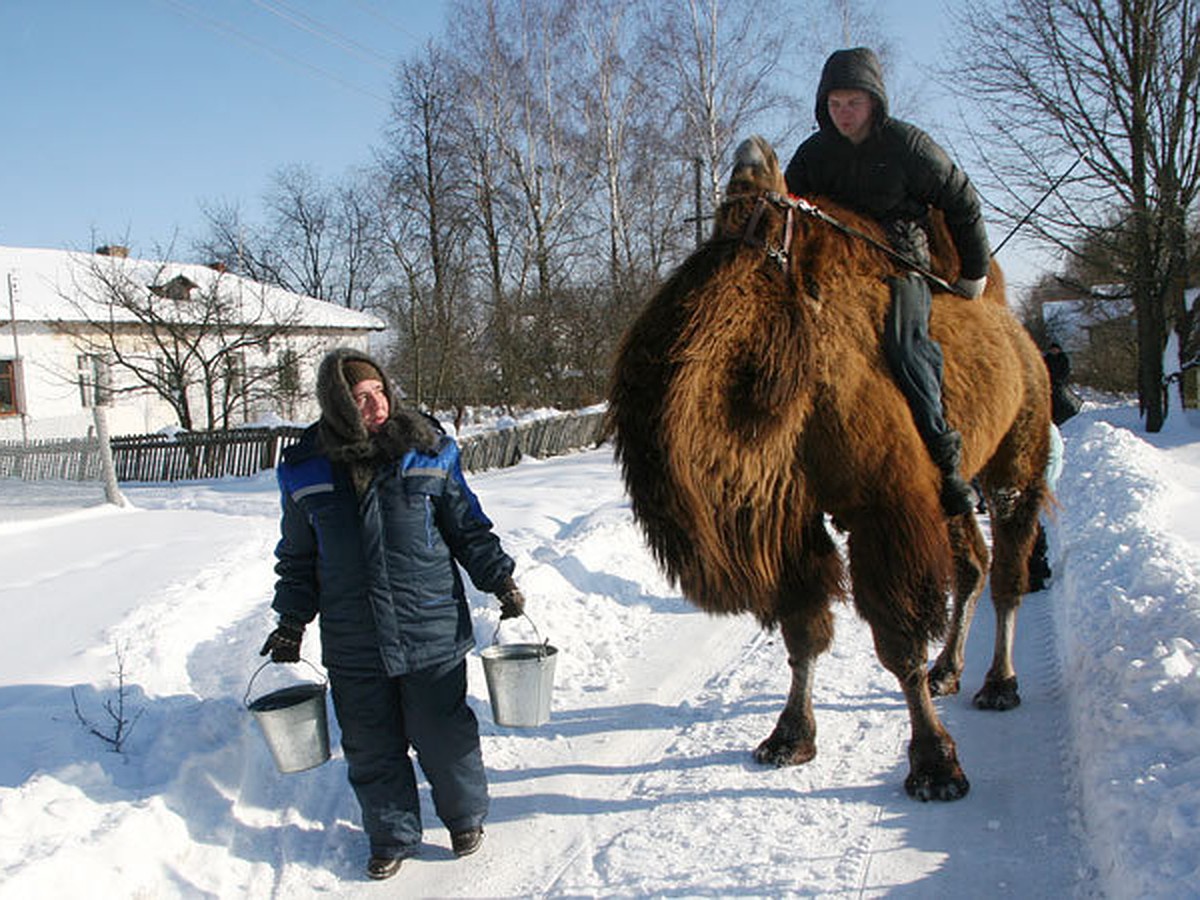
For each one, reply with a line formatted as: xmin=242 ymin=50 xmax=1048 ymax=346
xmin=277 ymin=348 xmax=300 ymax=396
xmin=224 ymin=351 xmax=246 ymax=395
xmin=157 ymin=358 xmax=185 ymax=396
xmin=0 ymin=358 xmax=24 ymax=416
xmin=77 ymin=354 xmax=113 ymax=407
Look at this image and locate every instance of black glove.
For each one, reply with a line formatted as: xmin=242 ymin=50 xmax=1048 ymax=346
xmin=259 ymin=618 xmax=304 ymax=663
xmin=496 ymin=578 xmax=526 ymax=620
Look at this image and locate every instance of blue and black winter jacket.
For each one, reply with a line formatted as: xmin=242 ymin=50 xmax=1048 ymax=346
xmin=272 ymin=422 xmax=515 ymax=676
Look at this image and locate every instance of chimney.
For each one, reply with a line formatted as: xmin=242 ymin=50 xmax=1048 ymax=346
xmin=95 ymin=245 xmax=130 ymax=258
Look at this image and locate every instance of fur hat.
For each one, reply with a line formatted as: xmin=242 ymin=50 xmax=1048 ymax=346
xmin=316 ymin=348 xmax=389 ymax=449
xmin=814 ymin=47 xmax=889 ymax=133
xmin=342 ymin=358 xmax=384 ymax=388
xmin=314 ymin=347 xmax=440 ymax=478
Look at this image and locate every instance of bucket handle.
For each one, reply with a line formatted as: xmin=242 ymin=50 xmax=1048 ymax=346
xmin=490 ymin=612 xmax=551 ymax=658
xmin=244 ymin=657 xmax=327 ymax=708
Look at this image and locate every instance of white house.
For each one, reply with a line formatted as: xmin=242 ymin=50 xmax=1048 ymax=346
xmin=1 ymin=245 xmax=385 ymax=441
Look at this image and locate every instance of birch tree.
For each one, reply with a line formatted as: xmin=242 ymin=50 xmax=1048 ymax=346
xmin=378 ymin=44 xmax=478 ymax=409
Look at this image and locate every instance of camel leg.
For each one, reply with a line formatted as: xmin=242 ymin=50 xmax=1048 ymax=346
xmin=929 ymin=515 xmax=990 ymax=697
xmin=873 ymin=623 xmax=970 ymax=801
xmin=973 ymin=486 xmax=1042 ymax=710
xmin=754 ymin=513 xmax=842 ymax=766
xmin=846 ymin=500 xmax=968 ymax=800
xmin=753 ymin=607 xmax=832 ymax=766
xmin=974 ymin=605 xmax=1021 ymax=710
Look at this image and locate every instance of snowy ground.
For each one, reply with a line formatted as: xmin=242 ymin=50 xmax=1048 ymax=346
xmin=0 ymin=396 xmax=1197 ymax=898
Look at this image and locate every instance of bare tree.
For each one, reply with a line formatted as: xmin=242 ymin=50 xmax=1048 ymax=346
xmin=71 ymin=642 xmax=144 ymax=754
xmin=377 ymin=44 xmax=479 ymax=409
xmin=445 ymin=5 xmax=532 ymax=409
xmin=56 ymin=252 xmax=305 ymax=430
xmin=574 ymin=0 xmax=697 ymax=287
xmin=443 ymin=0 xmax=604 ymax=407
xmin=335 ymin=172 xmax=386 ymax=311
xmin=197 ymin=166 xmax=383 ymax=311
xmin=949 ymin=0 xmax=1200 ymax=430
xmin=642 ymin=0 xmax=795 ymax=214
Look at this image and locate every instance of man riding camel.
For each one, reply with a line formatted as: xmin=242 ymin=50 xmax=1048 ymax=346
xmin=784 ymin=47 xmax=990 ymax=516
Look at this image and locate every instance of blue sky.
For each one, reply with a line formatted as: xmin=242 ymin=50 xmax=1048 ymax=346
xmin=0 ymin=0 xmax=441 ymax=254
xmin=0 ymin=1 xmax=1048 ymax=289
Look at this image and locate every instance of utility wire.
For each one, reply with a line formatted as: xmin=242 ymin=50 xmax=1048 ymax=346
xmin=157 ymin=0 xmax=389 ymax=103
xmin=249 ymin=0 xmax=394 ymax=72
xmin=345 ymin=0 xmax=427 ymax=45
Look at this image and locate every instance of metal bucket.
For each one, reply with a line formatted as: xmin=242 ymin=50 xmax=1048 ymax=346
xmin=245 ymin=659 xmax=331 ymax=774
xmin=481 ymin=614 xmax=557 ymax=727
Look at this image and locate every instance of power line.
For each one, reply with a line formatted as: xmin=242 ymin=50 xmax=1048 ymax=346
xmin=345 ymin=0 xmax=428 ymax=47
xmin=249 ymin=0 xmax=395 ymax=72
xmin=156 ymin=0 xmax=390 ymax=104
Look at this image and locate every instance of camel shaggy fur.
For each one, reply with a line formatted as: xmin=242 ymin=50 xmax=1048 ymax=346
xmin=607 ymin=135 xmax=1051 ymax=801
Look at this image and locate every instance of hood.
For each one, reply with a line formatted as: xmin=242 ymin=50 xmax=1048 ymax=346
xmin=316 ymin=346 xmax=400 ymax=449
xmin=314 ymin=346 xmax=440 ymax=467
xmin=814 ymin=47 xmax=889 ymax=133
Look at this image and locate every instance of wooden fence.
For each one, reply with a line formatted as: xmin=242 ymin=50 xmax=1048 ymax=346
xmin=0 ymin=410 xmax=607 ymax=484
xmin=459 ymin=411 xmax=607 ymax=472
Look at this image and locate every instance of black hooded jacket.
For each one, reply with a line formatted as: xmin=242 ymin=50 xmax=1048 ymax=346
xmin=784 ymin=47 xmax=990 ymax=281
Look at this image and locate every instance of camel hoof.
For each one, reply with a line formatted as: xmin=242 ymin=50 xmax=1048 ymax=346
xmin=928 ymin=664 xmax=961 ymax=698
xmin=905 ymin=770 xmax=971 ymax=802
xmin=973 ymin=676 xmax=1021 ymax=710
xmin=753 ymin=734 xmax=817 ymax=767
xmin=905 ymin=736 xmax=969 ymax=801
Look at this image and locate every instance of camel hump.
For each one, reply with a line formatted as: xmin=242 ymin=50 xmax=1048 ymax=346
xmin=730 ymin=135 xmax=785 ymax=195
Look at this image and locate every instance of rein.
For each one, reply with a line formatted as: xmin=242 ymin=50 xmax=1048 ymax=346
xmin=743 ymin=191 xmax=967 ymax=298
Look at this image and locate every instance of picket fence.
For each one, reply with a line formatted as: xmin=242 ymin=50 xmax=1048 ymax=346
xmin=0 ymin=410 xmax=607 ymax=484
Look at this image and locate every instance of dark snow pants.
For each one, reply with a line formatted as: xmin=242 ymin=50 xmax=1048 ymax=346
xmin=883 ymin=271 xmax=950 ymax=443
xmin=328 ymin=658 xmax=489 ymax=859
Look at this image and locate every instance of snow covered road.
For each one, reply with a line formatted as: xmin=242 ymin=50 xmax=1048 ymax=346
xmin=2 ymin=446 xmax=1097 ymax=897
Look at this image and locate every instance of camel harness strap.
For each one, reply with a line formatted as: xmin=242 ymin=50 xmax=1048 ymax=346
xmin=740 ymin=195 xmax=795 ymax=272
xmin=759 ymin=191 xmax=968 ymax=298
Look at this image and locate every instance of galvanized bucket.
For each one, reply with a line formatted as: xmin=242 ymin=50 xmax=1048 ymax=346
xmin=480 ymin=614 xmax=557 ymax=727
xmin=244 ymin=659 xmax=331 ymax=774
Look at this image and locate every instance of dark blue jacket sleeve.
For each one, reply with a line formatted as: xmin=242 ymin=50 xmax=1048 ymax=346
xmin=271 ymin=474 xmax=321 ymax=625
xmin=433 ymin=443 xmax=515 ymax=594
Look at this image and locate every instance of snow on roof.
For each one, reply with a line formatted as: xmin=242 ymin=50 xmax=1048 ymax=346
xmin=1 ymin=245 xmax=384 ymax=331
xmin=1043 ymin=286 xmax=1200 ymax=352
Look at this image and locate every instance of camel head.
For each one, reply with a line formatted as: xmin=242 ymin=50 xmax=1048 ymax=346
xmin=713 ymin=135 xmax=788 ymax=240
xmin=728 ymin=135 xmax=786 ymax=197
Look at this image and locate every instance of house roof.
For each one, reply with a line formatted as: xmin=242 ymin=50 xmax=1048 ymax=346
xmin=1 ymin=244 xmax=385 ymax=331
xmin=1043 ymin=286 xmax=1200 ymax=352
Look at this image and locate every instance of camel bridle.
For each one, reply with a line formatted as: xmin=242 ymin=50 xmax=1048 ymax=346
xmin=737 ymin=190 xmax=968 ymax=298
xmin=738 ymin=194 xmax=796 ymax=272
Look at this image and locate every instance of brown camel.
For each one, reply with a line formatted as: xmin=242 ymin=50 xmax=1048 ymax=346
xmin=606 ymin=135 xmax=1051 ymax=801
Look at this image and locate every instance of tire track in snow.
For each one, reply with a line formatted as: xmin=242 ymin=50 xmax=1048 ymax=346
xmin=292 ymin=453 xmax=1085 ymax=897
xmin=541 ymin=604 xmax=913 ymax=897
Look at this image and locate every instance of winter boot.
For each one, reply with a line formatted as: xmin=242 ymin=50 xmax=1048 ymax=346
xmin=451 ymin=827 xmax=484 ymax=858
xmin=926 ymin=430 xmax=977 ymax=517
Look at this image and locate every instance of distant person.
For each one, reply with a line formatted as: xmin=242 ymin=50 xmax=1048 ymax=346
xmin=1044 ymin=342 xmax=1081 ymax=425
xmin=260 ymin=347 xmax=526 ymax=881
xmin=1026 ymin=422 xmax=1063 ymax=592
xmin=1030 ymin=343 xmax=1075 ymax=591
xmin=784 ymin=47 xmax=991 ymax=517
